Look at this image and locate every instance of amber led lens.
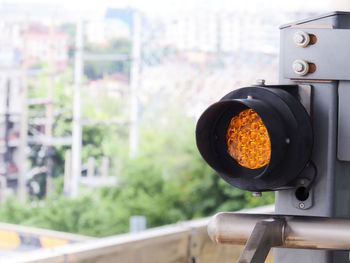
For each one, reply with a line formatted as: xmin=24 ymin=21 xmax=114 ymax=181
xmin=226 ymin=109 xmax=271 ymax=169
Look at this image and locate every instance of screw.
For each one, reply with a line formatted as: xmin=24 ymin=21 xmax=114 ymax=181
xmin=292 ymin=60 xmax=309 ymax=76
xmin=299 ymin=203 xmax=305 ymax=209
xmin=252 ymin=192 xmax=262 ymax=197
xmin=294 ymin=31 xmax=310 ymax=48
xmin=255 ymin=79 xmax=265 ymax=86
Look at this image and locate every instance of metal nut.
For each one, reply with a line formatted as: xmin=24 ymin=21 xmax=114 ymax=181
xmin=252 ymin=192 xmax=262 ymax=197
xmin=292 ymin=60 xmax=309 ymax=76
xmin=255 ymin=79 xmax=265 ymax=86
xmin=294 ymin=31 xmax=310 ymax=48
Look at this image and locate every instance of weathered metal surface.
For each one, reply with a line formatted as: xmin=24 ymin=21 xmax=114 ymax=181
xmin=208 ymin=213 xmax=350 ymax=251
xmin=238 ymin=218 xmax=284 ymax=263
xmin=281 ymin=28 xmax=350 ymax=80
xmin=0 ymin=222 xmax=91 ymax=252
xmin=3 ymin=206 xmax=274 ymax=263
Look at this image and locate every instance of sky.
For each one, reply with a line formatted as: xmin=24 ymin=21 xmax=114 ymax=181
xmin=3 ymin=0 xmax=333 ymax=19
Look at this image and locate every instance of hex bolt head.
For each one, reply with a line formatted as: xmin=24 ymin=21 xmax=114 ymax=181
xmin=299 ymin=203 xmax=305 ymax=209
xmin=294 ymin=31 xmax=310 ymax=48
xmin=252 ymin=192 xmax=262 ymax=197
xmin=255 ymin=79 xmax=265 ymax=86
xmin=292 ymin=60 xmax=310 ymax=76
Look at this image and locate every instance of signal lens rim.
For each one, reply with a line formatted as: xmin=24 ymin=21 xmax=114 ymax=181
xmin=195 ymin=86 xmax=313 ymax=191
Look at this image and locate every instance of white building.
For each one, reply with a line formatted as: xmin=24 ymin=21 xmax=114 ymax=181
xmin=86 ymin=19 xmax=131 ymax=44
xmin=163 ymin=12 xmax=218 ymax=52
xmin=160 ymin=10 xmax=314 ymax=54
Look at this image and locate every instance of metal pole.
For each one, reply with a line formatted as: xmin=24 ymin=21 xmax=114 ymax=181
xmin=63 ymin=150 xmax=72 ymax=196
xmin=4 ymin=80 xmax=10 ymax=179
xmin=208 ymin=213 xmax=350 ymax=250
xmin=276 ymin=13 xmax=350 ymax=263
xmin=18 ymin=18 xmax=29 ymax=202
xmin=71 ymin=19 xmax=83 ymax=198
xmin=86 ymin=157 xmax=95 ymax=178
xmin=45 ymin=18 xmax=55 ymax=196
xmin=129 ymin=11 xmax=141 ymax=158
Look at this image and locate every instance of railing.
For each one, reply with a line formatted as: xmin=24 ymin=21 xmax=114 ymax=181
xmin=2 ymin=205 xmax=274 ymax=263
xmin=0 ymin=221 xmax=91 ymax=252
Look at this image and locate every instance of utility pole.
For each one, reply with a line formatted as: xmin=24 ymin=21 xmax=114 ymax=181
xmin=63 ymin=150 xmax=71 ymax=196
xmin=129 ymin=11 xmax=141 ymax=158
xmin=4 ymin=80 xmax=10 ymax=179
xmin=70 ymin=19 xmax=83 ymax=198
xmin=18 ymin=18 xmax=28 ymax=202
xmin=45 ymin=19 xmax=55 ymax=196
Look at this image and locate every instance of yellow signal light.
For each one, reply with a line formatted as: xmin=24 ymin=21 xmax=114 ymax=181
xmin=226 ymin=109 xmax=271 ymax=169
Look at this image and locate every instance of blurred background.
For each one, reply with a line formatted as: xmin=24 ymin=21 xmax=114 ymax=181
xmin=0 ymin=0 xmax=336 ymax=241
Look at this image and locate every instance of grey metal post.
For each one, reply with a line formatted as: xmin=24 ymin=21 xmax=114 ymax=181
xmin=129 ymin=11 xmax=141 ymax=158
xmin=275 ymin=12 xmax=350 ymax=263
xmin=86 ymin=157 xmax=95 ymax=178
xmin=4 ymin=80 xmax=10 ymax=179
xmin=45 ymin=19 xmax=55 ymax=196
xmin=63 ymin=150 xmax=72 ymax=196
xmin=71 ymin=19 xmax=83 ymax=198
xmin=18 ymin=18 xmax=28 ymax=202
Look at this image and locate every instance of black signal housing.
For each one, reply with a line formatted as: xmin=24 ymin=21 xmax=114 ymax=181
xmin=195 ymin=85 xmax=313 ymax=191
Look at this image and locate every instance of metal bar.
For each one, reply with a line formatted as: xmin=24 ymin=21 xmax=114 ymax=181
xmin=71 ymin=19 xmax=83 ymax=198
xmin=44 ymin=18 xmax=55 ymax=197
xmin=129 ymin=11 xmax=141 ymax=158
xmin=81 ymin=119 xmax=128 ymax=126
xmin=238 ymin=219 xmax=284 ymax=263
xmin=4 ymin=79 xmax=11 ymax=178
xmin=18 ymin=17 xmax=29 ymax=202
xmin=208 ymin=213 xmax=350 ymax=250
xmin=83 ymin=53 xmax=130 ymax=61
xmin=2 ymin=206 xmax=274 ymax=263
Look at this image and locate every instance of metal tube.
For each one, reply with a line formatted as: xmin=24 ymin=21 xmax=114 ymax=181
xmin=208 ymin=213 xmax=350 ymax=250
xmin=71 ymin=19 xmax=83 ymax=198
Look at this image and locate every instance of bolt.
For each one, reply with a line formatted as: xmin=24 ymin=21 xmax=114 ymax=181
xmin=299 ymin=202 xmax=305 ymax=209
xmin=294 ymin=31 xmax=310 ymax=48
xmin=255 ymin=79 xmax=265 ymax=86
xmin=285 ymin=138 xmax=290 ymax=144
xmin=292 ymin=60 xmax=309 ymax=76
xmin=293 ymin=62 xmax=304 ymax=72
xmin=252 ymin=192 xmax=262 ymax=197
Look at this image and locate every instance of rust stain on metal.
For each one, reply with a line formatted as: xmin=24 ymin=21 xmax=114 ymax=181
xmin=309 ymin=34 xmax=317 ymax=44
xmin=291 ymin=79 xmax=332 ymax=83
xmin=308 ymin=63 xmax=317 ymax=73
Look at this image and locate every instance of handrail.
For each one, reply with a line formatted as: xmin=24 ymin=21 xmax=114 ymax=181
xmin=3 ymin=205 xmax=274 ymax=263
xmin=208 ymin=212 xmax=350 ymax=250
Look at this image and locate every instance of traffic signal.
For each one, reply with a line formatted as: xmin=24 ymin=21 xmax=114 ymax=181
xmin=199 ymin=11 xmax=350 ymax=263
xmin=196 ymin=85 xmax=313 ymax=192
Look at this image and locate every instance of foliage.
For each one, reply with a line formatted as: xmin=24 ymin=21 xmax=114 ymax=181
xmin=0 ymin=116 xmax=273 ymax=237
xmin=1 ymin=35 xmax=274 ymax=237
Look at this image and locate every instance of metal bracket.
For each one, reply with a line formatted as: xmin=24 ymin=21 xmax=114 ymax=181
xmin=282 ymin=28 xmax=350 ymax=80
xmin=238 ymin=218 xmax=285 ymax=263
xmin=291 ymin=161 xmax=317 ymax=210
xmin=298 ymin=84 xmax=312 ymax=116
